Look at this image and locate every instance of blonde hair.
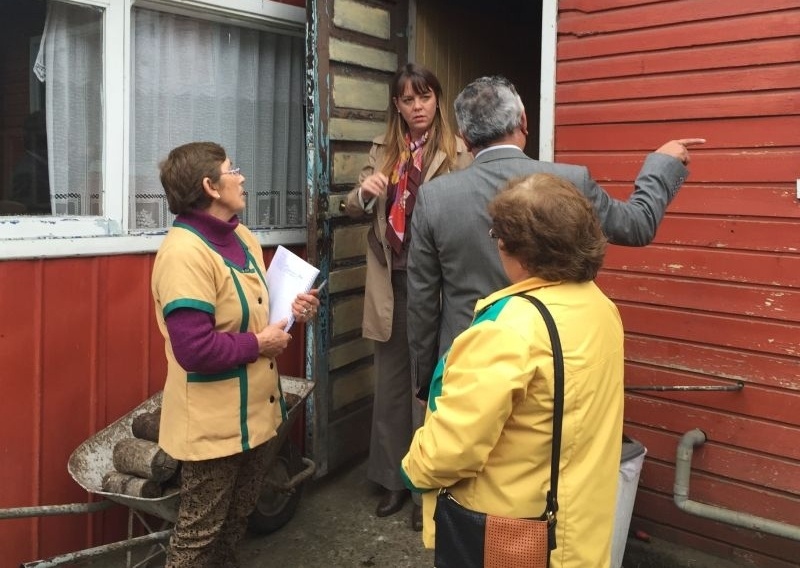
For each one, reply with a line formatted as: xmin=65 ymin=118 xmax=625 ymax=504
xmin=379 ymin=64 xmax=457 ymax=177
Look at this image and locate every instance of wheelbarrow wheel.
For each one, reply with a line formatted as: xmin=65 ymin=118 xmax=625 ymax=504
xmin=248 ymin=441 xmax=305 ymax=535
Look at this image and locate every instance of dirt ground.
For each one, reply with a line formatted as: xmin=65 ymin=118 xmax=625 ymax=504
xmin=238 ymin=456 xmax=433 ymax=568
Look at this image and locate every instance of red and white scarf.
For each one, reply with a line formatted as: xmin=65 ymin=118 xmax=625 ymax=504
xmin=386 ymin=131 xmax=428 ymax=254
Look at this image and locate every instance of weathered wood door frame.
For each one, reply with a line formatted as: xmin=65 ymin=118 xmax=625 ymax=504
xmin=305 ymin=0 xmax=410 ymax=476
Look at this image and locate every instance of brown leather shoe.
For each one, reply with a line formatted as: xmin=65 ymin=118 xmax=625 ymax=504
xmin=410 ymin=503 xmax=423 ymax=531
xmin=376 ymin=489 xmax=408 ymax=517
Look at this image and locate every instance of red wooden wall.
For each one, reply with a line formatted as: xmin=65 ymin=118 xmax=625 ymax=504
xmin=0 ymin=246 xmax=307 ymax=566
xmin=556 ymin=1 xmax=800 ymax=566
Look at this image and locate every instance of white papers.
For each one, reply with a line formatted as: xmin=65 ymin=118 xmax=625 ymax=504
xmin=265 ymin=245 xmax=320 ymax=331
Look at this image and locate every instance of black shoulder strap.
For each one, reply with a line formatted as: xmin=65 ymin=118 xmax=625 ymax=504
xmin=515 ymin=293 xmax=563 ymax=550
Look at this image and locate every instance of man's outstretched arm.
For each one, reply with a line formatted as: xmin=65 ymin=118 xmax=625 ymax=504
xmin=580 ymin=138 xmax=705 ymax=246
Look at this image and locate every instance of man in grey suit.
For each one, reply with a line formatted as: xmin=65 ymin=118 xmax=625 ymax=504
xmin=407 ymin=75 xmax=704 ymax=399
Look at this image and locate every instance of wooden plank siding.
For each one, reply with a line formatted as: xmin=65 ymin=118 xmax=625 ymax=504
xmin=0 ymin=247 xmax=308 ymax=566
xmin=556 ymin=0 xmax=800 ymax=565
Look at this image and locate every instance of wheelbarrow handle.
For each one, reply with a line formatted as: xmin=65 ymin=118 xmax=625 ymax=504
xmin=265 ymin=457 xmax=316 ymax=493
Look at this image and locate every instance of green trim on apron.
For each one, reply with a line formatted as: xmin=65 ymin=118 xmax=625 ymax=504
xmin=163 ymin=298 xmax=214 ymax=317
xmin=187 ymin=368 xmax=244 ymax=382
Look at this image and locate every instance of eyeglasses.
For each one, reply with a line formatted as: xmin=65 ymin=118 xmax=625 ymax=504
xmin=221 ymin=167 xmax=241 ymax=176
xmin=489 ymin=227 xmax=499 ymax=239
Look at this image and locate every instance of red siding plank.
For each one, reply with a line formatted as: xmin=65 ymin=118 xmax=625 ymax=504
xmin=640 ymin=462 xmax=800 ymax=526
xmin=623 ymin=425 xmax=800 ymax=494
xmin=633 ymin=492 xmax=800 ymax=566
xmin=39 ymin=259 xmax=99 ymax=557
xmin=624 ymin=336 xmax=799 ymax=391
xmin=101 ymin=255 xmax=156 ymax=424
xmin=652 ymin=215 xmax=800 ymax=252
xmin=556 ymin=117 xmax=800 ymax=151
xmin=555 ymin=92 xmax=800 ymax=124
xmin=602 ymin=183 xmax=798 ymax=218
xmin=558 ymin=11 xmax=800 ymax=60
xmin=619 ymin=303 xmax=799 ymax=357
xmin=598 ymin=272 xmax=800 ymax=318
xmin=559 ymin=1 xmax=800 ymax=35
xmin=624 ymin=365 xmax=800 ymax=427
xmin=563 ymin=149 xmax=800 ymax=183
xmin=560 ymin=0 xmax=672 ymax=13
xmin=559 ymin=63 xmax=800 ymax=103
xmin=0 ymin=261 xmax=41 ymax=563
xmin=625 ymin=396 xmax=800 ymax=459
xmin=604 ymin=245 xmax=800 ymax=287
xmin=558 ymin=37 xmax=800 ymax=81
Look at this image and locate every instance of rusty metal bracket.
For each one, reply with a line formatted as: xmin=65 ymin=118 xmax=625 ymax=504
xmin=625 ymin=381 xmax=744 ymax=392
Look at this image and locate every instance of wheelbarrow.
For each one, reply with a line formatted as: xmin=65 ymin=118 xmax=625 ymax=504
xmin=7 ymin=375 xmax=315 ymax=568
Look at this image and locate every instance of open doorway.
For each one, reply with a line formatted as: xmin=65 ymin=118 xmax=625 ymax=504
xmin=412 ymin=0 xmax=543 ymax=157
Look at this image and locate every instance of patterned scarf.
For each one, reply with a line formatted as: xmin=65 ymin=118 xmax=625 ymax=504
xmin=386 ymin=131 xmax=428 ymax=254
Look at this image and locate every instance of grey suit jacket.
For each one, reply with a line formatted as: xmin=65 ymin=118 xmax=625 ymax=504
xmin=407 ymin=146 xmax=688 ymax=397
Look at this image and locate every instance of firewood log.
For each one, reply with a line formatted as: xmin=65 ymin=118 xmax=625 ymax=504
xmin=112 ymin=437 xmax=178 ymax=483
xmin=131 ymin=410 xmax=160 ymax=442
xmin=102 ymin=471 xmax=162 ymax=498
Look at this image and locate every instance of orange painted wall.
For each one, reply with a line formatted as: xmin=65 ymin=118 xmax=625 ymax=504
xmin=556 ymin=1 xmax=800 ymax=566
xmin=0 ymin=246 xmax=307 ymax=566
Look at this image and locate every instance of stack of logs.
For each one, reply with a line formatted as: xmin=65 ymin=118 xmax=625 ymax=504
xmin=101 ymin=409 xmax=180 ymax=498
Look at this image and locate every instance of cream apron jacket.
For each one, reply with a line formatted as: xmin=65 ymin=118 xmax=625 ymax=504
xmin=152 ymin=223 xmax=285 ymax=461
xmin=401 ymin=277 xmax=625 ymax=568
xmin=343 ymin=134 xmax=472 ymax=342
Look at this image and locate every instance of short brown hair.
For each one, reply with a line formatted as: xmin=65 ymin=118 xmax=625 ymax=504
xmin=159 ymin=142 xmax=226 ymax=214
xmin=488 ymin=173 xmax=607 ymax=282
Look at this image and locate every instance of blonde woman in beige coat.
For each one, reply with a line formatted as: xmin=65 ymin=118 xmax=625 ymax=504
xmin=344 ymin=64 xmax=472 ymax=531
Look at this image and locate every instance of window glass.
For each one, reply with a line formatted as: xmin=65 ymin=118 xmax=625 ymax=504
xmin=130 ymin=8 xmax=306 ymax=231
xmin=0 ymin=0 xmax=103 ymax=217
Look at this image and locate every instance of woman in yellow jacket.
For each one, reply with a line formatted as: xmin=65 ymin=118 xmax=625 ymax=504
xmin=344 ymin=64 xmax=471 ymax=529
xmin=402 ymin=173 xmax=625 ymax=567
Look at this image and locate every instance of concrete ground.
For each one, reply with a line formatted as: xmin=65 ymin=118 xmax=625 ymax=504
xmin=238 ymin=456 xmax=433 ymax=568
xmin=118 ymin=455 xmax=743 ymax=568
xmin=238 ymin=456 xmax=743 ymax=568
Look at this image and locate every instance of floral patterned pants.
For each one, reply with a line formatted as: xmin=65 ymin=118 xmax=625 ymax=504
xmin=164 ymin=441 xmax=271 ymax=568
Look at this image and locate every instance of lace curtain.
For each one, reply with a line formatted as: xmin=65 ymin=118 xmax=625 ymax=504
xmin=131 ymin=9 xmax=306 ymax=230
xmin=35 ymin=2 xmax=103 ymax=216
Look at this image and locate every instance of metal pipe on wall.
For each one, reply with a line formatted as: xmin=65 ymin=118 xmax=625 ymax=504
xmin=673 ymin=428 xmax=800 ymax=541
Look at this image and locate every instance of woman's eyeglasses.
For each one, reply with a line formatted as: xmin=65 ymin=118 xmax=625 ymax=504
xmin=489 ymin=227 xmax=499 ymax=239
xmin=222 ymin=167 xmax=241 ymax=176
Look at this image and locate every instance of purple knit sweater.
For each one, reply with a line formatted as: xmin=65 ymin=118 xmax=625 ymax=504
xmin=164 ymin=210 xmax=260 ymax=373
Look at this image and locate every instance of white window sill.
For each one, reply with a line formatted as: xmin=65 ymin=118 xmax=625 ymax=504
xmin=1 ymin=225 xmax=307 ymax=260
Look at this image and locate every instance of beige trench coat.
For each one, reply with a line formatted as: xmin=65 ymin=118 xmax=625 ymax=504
xmin=344 ymin=134 xmax=472 ymax=341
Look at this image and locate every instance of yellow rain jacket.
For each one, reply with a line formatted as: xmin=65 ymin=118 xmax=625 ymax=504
xmin=401 ymin=277 xmax=624 ymax=568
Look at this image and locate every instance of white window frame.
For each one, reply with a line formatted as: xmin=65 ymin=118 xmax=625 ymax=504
xmin=539 ymin=0 xmax=557 ymax=163
xmin=1 ymin=0 xmax=306 ymax=260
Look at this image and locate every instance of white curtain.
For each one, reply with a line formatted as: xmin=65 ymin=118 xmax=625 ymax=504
xmin=131 ymin=9 xmax=306 ymax=230
xmin=35 ymin=2 xmax=104 ymax=216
